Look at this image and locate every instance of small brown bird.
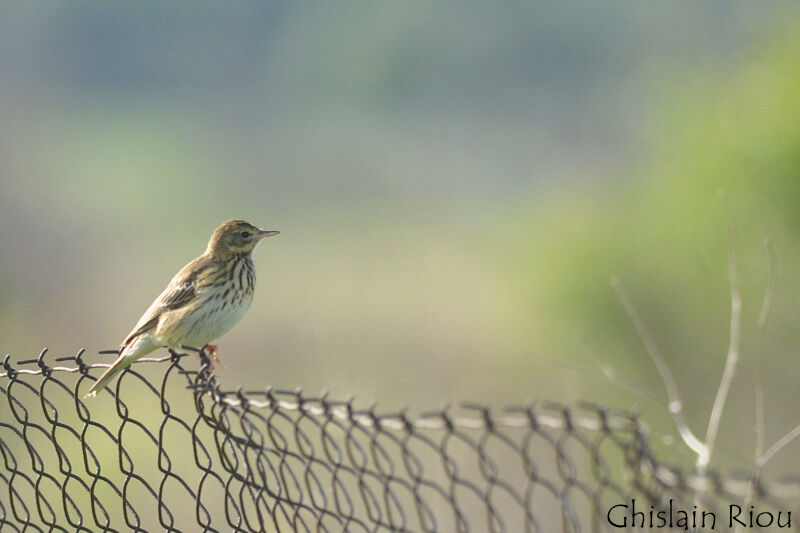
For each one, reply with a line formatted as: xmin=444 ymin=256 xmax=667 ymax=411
xmin=85 ymin=219 xmax=279 ymax=398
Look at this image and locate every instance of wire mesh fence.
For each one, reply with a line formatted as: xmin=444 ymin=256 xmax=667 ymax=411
xmin=1 ymin=346 xmax=798 ymax=532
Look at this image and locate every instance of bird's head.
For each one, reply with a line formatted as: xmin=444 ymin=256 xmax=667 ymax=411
xmin=206 ymin=219 xmax=279 ymax=256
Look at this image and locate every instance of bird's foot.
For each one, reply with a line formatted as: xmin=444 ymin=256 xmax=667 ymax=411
xmin=201 ymin=344 xmax=220 ymax=370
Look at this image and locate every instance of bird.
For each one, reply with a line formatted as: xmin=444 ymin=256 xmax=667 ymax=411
xmin=84 ymin=219 xmax=279 ymax=398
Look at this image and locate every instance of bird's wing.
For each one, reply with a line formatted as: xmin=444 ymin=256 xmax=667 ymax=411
xmin=122 ymin=256 xmax=208 ymax=346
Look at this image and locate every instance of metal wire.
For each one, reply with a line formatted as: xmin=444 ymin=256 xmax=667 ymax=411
xmin=0 ymin=347 xmax=797 ymax=532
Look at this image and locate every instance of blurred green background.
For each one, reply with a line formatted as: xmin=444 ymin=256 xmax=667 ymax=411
xmin=2 ymin=2 xmax=800 ymax=476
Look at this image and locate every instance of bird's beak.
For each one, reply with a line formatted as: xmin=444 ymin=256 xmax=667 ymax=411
xmin=258 ymin=229 xmax=280 ymax=239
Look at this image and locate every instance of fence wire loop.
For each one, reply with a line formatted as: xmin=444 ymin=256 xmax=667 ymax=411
xmin=0 ymin=346 xmax=798 ymax=532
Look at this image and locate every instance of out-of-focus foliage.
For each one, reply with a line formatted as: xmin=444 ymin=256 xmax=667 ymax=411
xmin=497 ymin=26 xmax=800 ymax=470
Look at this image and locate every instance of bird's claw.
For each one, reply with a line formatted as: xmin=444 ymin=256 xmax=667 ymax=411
xmin=201 ymin=344 xmax=220 ymax=370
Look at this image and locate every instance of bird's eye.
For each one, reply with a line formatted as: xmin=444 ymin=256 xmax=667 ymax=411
xmin=240 ymin=231 xmax=251 ymax=239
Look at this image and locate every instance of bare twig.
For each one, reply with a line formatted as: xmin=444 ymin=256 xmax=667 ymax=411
xmin=700 ymin=217 xmax=743 ymax=473
xmin=754 ymin=238 xmax=774 ymax=463
xmin=735 ymin=264 xmax=800 ymax=332
xmin=584 ymin=345 xmax=665 ymax=406
xmin=610 ymin=276 xmax=707 ymax=459
xmin=735 ymin=238 xmax=776 ymax=533
xmin=752 ymin=245 xmax=800 ymax=466
xmin=758 ymin=425 xmax=800 ymax=467
xmin=539 ymin=350 xmax=663 ymax=406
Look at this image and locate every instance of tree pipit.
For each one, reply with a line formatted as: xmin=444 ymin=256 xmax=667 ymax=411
xmin=85 ymin=219 xmax=279 ymax=398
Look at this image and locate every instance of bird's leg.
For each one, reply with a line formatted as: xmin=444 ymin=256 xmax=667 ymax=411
xmin=201 ymin=344 xmax=220 ymax=369
xmin=206 ymin=344 xmax=219 ymax=363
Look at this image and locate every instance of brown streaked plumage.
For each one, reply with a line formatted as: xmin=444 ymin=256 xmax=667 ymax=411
xmin=85 ymin=219 xmax=279 ymax=398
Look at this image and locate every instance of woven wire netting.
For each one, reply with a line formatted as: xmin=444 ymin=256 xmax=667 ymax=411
xmin=1 ymin=347 xmax=798 ymax=532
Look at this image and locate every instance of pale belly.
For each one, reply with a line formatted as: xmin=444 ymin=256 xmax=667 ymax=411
xmin=160 ymin=293 xmax=253 ymax=348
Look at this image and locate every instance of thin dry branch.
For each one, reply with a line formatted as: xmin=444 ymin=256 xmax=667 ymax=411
xmin=539 ymin=350 xmax=663 ymax=407
xmin=758 ymin=425 xmax=800 ymax=467
xmin=584 ymin=345 xmax=665 ymax=406
xmin=610 ymin=276 xmax=707 ymax=459
xmin=735 ymin=238 xmax=775 ymax=533
xmin=752 ymin=238 xmax=800 ymax=466
xmin=699 ymin=225 xmax=743 ymax=472
xmin=754 ymin=238 xmax=774 ymax=462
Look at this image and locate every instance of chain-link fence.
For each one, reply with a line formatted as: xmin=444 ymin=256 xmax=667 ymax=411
xmin=1 ymin=347 xmax=798 ymax=532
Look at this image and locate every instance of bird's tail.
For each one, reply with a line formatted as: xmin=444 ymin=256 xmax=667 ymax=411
xmin=84 ymin=338 xmax=155 ymax=398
